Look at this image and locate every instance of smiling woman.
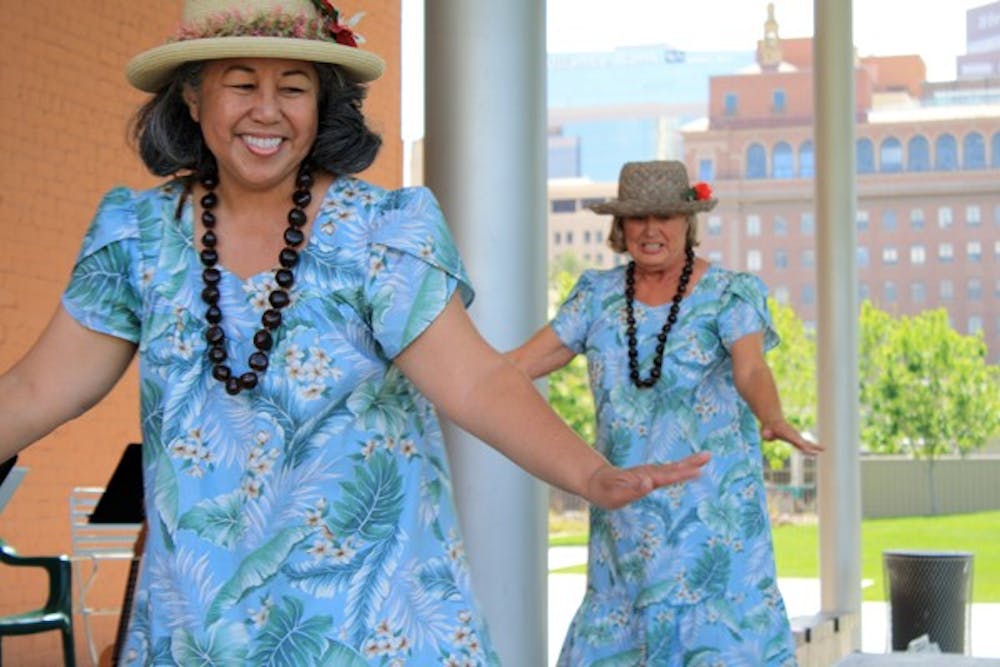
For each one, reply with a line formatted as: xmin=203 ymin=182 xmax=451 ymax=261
xmin=0 ymin=1 xmax=711 ymax=664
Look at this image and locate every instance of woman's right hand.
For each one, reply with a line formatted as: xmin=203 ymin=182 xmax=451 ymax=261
xmin=583 ymin=451 xmax=710 ymax=510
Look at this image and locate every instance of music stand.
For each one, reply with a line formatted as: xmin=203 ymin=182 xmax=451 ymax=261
xmin=89 ymin=443 xmax=145 ymax=524
xmin=0 ymin=455 xmax=27 ymax=515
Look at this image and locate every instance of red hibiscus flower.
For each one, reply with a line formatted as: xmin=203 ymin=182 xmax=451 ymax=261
xmin=691 ymin=182 xmax=713 ymax=201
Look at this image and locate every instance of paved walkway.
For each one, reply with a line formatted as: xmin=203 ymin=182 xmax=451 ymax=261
xmin=547 ymin=546 xmax=1000 ymax=667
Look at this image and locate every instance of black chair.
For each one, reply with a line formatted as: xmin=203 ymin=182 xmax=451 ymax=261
xmin=0 ymin=539 xmax=76 ymax=666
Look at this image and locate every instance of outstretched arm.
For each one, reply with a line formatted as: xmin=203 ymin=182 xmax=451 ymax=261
xmin=730 ymin=331 xmax=824 ymax=455
xmin=0 ymin=305 xmax=137 ymax=462
xmin=396 ymin=294 xmax=709 ymax=509
xmin=505 ymin=324 xmax=577 ymax=380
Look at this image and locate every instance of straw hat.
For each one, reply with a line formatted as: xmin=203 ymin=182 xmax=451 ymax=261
xmin=126 ymin=0 xmax=385 ymax=92
xmin=589 ymin=160 xmax=718 ymax=217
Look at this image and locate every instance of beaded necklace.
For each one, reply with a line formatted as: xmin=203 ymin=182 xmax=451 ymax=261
xmin=198 ymin=161 xmax=313 ymax=395
xmin=623 ymin=247 xmax=694 ymax=389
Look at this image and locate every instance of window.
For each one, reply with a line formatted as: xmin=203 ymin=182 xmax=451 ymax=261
xmin=908 ymin=135 xmax=930 ymax=171
xmin=938 ymin=243 xmax=954 ymax=262
xmin=881 ymin=209 xmax=897 ymax=231
xmin=859 ymin=282 xmax=870 ymax=301
xmin=581 ymin=197 xmax=606 ymax=209
xmin=910 ymin=208 xmax=925 ymax=229
xmin=773 ymin=216 xmax=788 ymax=236
xmin=801 ymin=284 xmax=815 ymax=305
xmin=565 ymin=231 xmax=574 ymax=243
xmin=993 ymin=132 xmax=1000 ymax=169
xmin=799 ymin=141 xmax=814 ymax=178
xmin=595 ymin=230 xmax=604 ymax=243
xmin=968 ymin=241 xmax=982 ymax=262
xmin=995 ymin=278 xmax=1000 ymax=298
xmin=856 ymin=210 xmax=869 ymax=232
xmin=882 ymin=247 xmax=898 ymax=265
xmin=772 ymin=89 xmax=786 ymax=112
xmin=995 ymin=240 xmax=1000 ymax=260
xmin=773 ymin=142 xmax=794 ymax=179
xmin=995 ymin=204 xmax=1000 ymax=225
xmin=910 ymin=281 xmax=926 ymax=304
xmin=801 ymin=248 xmax=815 ymax=268
xmin=553 ymin=231 xmax=562 ymax=245
xmin=775 ymin=249 xmax=788 ymax=268
xmin=800 ymin=212 xmax=815 ymax=235
xmin=582 ymin=231 xmax=591 ymax=243
xmin=724 ymin=92 xmax=738 ymax=116
xmin=746 ymin=143 xmax=767 ymax=179
xmin=746 ymin=215 xmax=761 ymax=236
xmin=595 ymin=253 xmax=604 ymax=264
xmin=968 ymin=316 xmax=983 ymax=334
xmin=940 ymin=280 xmax=954 ymax=300
xmin=773 ymin=285 xmax=790 ymax=304
xmin=910 ymin=244 xmax=926 ymax=264
xmin=747 ymin=250 xmax=762 ymax=271
xmin=857 ymin=246 xmax=869 ymax=267
xmin=707 ymin=215 xmax=723 ymax=236
xmin=857 ymin=138 xmax=875 ymax=174
xmin=879 ymin=137 xmax=903 ymax=173
xmin=937 ymin=207 xmax=953 ymax=228
xmin=708 ymin=250 xmax=723 ymax=264
xmin=966 ymin=205 xmax=981 ymax=226
xmin=698 ymin=159 xmax=714 ymax=182
xmin=968 ymin=279 xmax=982 ymax=300
xmin=935 ymin=134 xmax=958 ymax=170
xmin=551 ymin=199 xmax=577 ymax=213
xmin=883 ymin=281 xmax=897 ymax=303
xmin=963 ymin=132 xmax=986 ymax=170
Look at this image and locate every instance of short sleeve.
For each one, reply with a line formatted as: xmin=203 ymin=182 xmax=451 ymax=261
xmin=61 ymin=187 xmax=143 ymax=343
xmin=551 ymin=271 xmax=597 ymax=354
xmin=717 ymin=272 xmax=779 ymax=352
xmin=364 ymin=186 xmax=475 ymax=359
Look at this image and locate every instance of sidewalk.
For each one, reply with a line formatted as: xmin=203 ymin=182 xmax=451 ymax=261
xmin=547 ymin=546 xmax=1000 ymax=666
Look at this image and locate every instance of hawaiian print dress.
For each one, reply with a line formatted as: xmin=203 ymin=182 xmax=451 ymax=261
xmin=62 ymin=178 xmax=501 ymax=666
xmin=551 ymin=265 xmax=797 ymax=667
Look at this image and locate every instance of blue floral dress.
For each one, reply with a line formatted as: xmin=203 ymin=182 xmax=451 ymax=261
xmin=62 ymin=178 xmax=501 ymax=666
xmin=551 ymin=265 xmax=796 ymax=667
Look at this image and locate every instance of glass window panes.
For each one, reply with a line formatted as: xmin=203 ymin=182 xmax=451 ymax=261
xmin=746 ymin=215 xmax=761 ymax=236
xmin=707 ymin=215 xmax=723 ymax=236
xmin=968 ymin=241 xmax=982 ymax=261
xmin=910 ymin=208 xmax=925 ymax=229
xmin=938 ymin=243 xmax=954 ymax=262
xmin=910 ymin=245 xmax=926 ymax=264
xmin=966 ymin=205 xmax=981 ymax=226
xmin=552 ymin=199 xmax=577 ymax=213
xmin=882 ymin=247 xmax=898 ymax=265
xmin=800 ymin=212 xmax=814 ymax=235
xmin=938 ymin=207 xmax=953 ymax=228
xmin=747 ymin=250 xmax=762 ymax=271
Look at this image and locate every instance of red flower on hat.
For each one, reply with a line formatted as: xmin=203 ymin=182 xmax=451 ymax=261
xmin=685 ymin=182 xmax=713 ymax=202
xmin=312 ymin=0 xmax=360 ymax=47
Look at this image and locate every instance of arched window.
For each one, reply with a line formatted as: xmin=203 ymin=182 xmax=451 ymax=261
xmin=746 ymin=143 xmax=767 ymax=179
xmin=963 ymin=132 xmax=985 ymax=170
xmin=773 ymin=141 xmax=794 ymax=178
xmin=857 ymin=138 xmax=874 ymax=174
xmin=799 ymin=140 xmax=814 ymax=177
xmin=935 ymin=133 xmax=957 ymax=171
xmin=879 ymin=137 xmax=903 ymax=173
xmin=992 ymin=132 xmax=1000 ymax=169
xmin=907 ymin=135 xmax=930 ymax=172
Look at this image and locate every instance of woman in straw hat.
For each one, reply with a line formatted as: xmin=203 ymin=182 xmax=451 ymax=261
xmin=509 ymin=160 xmax=822 ymax=665
xmin=0 ymin=3 xmax=709 ymax=665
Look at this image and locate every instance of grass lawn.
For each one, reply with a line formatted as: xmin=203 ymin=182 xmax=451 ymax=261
xmin=549 ymin=510 xmax=1000 ymax=602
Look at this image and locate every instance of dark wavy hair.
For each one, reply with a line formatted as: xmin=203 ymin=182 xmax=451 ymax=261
xmin=129 ymin=61 xmax=381 ymax=178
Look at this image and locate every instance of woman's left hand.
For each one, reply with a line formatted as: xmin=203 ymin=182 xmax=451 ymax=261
xmin=584 ymin=452 xmax=711 ymax=510
xmin=761 ymin=420 xmax=824 ymax=455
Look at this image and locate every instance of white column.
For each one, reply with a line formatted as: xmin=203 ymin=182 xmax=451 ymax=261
xmin=813 ymin=0 xmax=862 ymax=647
xmin=423 ymin=1 xmax=549 ymax=665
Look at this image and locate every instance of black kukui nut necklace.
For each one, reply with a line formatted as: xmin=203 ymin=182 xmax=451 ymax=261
xmin=199 ymin=160 xmax=313 ymax=396
xmin=624 ymin=246 xmax=694 ymax=389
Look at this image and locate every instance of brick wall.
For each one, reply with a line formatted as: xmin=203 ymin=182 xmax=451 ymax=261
xmin=0 ymin=2 xmax=400 ymax=664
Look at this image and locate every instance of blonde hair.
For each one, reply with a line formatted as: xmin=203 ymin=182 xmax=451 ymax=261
xmin=607 ymin=213 xmax=700 ymax=253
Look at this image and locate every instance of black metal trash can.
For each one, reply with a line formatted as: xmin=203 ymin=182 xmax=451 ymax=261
xmin=882 ymin=550 xmax=974 ymax=653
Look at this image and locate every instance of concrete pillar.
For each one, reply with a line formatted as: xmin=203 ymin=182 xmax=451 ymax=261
xmin=423 ymin=1 xmax=549 ymax=664
xmin=813 ymin=0 xmax=863 ymax=647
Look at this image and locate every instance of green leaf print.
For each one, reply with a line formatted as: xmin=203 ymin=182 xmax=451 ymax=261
xmin=205 ymin=526 xmax=313 ymax=625
xmin=63 ymin=243 xmax=139 ymax=333
xmin=315 ymin=641 xmax=370 ymax=667
xmin=400 ymin=267 xmax=448 ymax=347
xmin=247 ymin=596 xmax=333 ymax=667
xmin=178 ymin=491 xmax=247 ymax=549
xmin=153 ymin=444 xmax=181 ymax=534
xmin=635 ymin=580 xmax=678 ymax=608
xmin=170 ymin=621 xmax=250 ymax=666
xmin=329 ymin=450 xmax=404 ymax=541
xmin=592 ymin=649 xmax=643 ymax=666
xmin=415 ymin=558 xmax=462 ymax=600
xmin=686 ymin=543 xmax=730 ymax=599
xmin=683 ymin=647 xmax=724 ymax=667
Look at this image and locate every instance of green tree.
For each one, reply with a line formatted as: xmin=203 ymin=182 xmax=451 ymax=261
xmin=859 ymin=302 xmax=1000 ymax=513
xmin=765 ymin=297 xmax=817 ymax=468
xmin=546 ymin=255 xmax=595 ymax=443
